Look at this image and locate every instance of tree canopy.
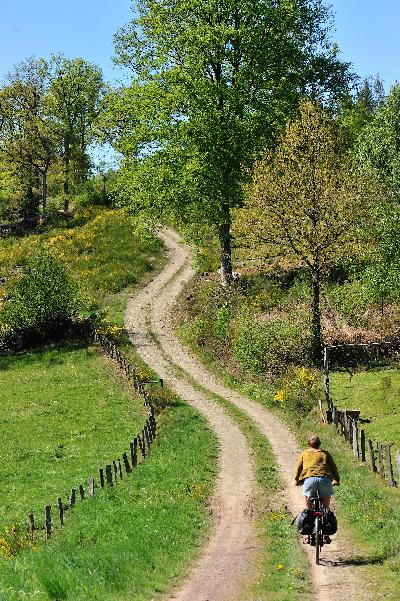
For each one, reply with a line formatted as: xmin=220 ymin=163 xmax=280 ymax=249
xmin=0 ymin=56 xmax=104 ymax=219
xmin=235 ymin=99 xmax=369 ymax=359
xmin=107 ymin=0 xmax=351 ymax=284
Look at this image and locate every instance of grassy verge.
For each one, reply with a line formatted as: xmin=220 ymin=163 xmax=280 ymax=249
xmin=177 ymin=302 xmax=400 ymax=599
xmin=163 ymin=344 xmax=312 ymax=600
xmin=197 ymin=387 xmax=311 ymax=600
xmin=330 ymin=367 xmax=400 ymax=445
xmin=0 ymin=399 xmax=218 ymax=601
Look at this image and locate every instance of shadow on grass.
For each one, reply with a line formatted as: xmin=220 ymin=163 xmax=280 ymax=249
xmin=323 ymin=555 xmax=385 ymax=568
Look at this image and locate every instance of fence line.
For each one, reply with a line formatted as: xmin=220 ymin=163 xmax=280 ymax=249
xmin=324 ymin=344 xmax=400 ymax=488
xmin=24 ymin=331 xmax=160 ymax=541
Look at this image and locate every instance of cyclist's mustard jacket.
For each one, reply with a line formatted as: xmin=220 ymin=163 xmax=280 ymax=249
xmin=294 ymin=449 xmax=340 ymax=485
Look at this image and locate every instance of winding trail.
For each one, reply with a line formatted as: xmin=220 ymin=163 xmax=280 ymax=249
xmin=125 ymin=228 xmax=361 ymax=601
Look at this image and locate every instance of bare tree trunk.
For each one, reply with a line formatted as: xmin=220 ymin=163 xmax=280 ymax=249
xmin=42 ymin=170 xmax=47 ymax=212
xmin=311 ymin=268 xmax=322 ymax=364
xmin=219 ymin=203 xmax=233 ymax=286
xmin=63 ymin=140 xmax=70 ymax=212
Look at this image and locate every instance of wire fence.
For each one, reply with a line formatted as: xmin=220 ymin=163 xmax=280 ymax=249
xmin=324 ymin=345 xmax=400 ymax=488
xmin=23 ymin=331 xmax=160 ymax=542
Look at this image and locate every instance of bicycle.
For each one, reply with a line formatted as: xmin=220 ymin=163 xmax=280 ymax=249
xmin=306 ymin=495 xmax=325 ymax=565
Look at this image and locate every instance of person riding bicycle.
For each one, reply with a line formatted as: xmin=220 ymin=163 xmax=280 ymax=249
xmin=294 ymin=435 xmax=340 ymax=510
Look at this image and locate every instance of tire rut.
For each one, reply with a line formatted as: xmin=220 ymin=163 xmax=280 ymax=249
xmin=125 ymin=229 xmax=257 ymax=601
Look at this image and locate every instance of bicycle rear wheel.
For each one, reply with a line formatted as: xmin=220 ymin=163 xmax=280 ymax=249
xmin=315 ymin=517 xmax=320 ymax=564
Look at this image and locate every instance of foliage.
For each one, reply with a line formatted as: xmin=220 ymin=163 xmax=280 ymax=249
xmin=0 ymin=56 xmax=105 ymax=218
xmin=357 ymin=84 xmax=400 ymax=196
xmin=232 ymin=310 xmax=312 ymax=373
xmin=272 ymin=367 xmax=320 ymax=415
xmin=107 ymin=0 xmax=351 ymax=284
xmin=339 ymin=76 xmax=385 ymax=149
xmin=1 ymin=251 xmax=82 ymax=342
xmin=236 ymin=99 xmax=371 ymax=359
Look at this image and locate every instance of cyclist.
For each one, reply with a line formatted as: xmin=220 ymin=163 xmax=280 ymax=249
xmin=294 ymin=435 xmax=340 ymax=510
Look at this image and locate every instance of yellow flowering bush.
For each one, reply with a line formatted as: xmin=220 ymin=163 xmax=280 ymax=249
xmin=96 ymin=324 xmax=125 ymax=342
xmin=0 ymin=525 xmax=35 ymax=558
xmin=273 ymin=367 xmax=321 ymax=415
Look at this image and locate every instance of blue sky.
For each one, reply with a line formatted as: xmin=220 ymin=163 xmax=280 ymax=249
xmin=0 ymin=1 xmax=399 ymax=89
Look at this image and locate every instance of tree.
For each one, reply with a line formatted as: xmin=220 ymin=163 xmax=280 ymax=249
xmin=0 ymin=58 xmax=56 ymax=215
xmin=235 ymin=100 xmax=369 ymax=361
xmin=339 ymin=76 xmax=385 ymax=149
xmin=47 ymin=55 xmax=105 ymax=211
xmin=109 ymin=0 xmax=351 ymax=285
xmin=357 ymin=84 xmax=400 ymax=198
xmin=0 ymin=56 xmax=105 ymax=218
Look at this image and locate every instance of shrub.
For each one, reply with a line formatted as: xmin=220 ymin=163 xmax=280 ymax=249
xmin=0 ymin=251 xmax=82 ymax=342
xmin=232 ymin=310 xmax=312 ymax=373
xmin=327 ymin=280 xmax=369 ymax=326
xmin=273 ymin=367 xmax=321 ymax=415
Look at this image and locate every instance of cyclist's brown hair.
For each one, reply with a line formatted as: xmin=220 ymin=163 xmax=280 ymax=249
xmin=308 ymin=435 xmax=321 ymax=448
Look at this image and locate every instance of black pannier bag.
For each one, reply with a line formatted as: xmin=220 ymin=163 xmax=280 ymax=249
xmin=322 ymin=509 xmax=338 ymax=535
xmin=294 ymin=509 xmax=314 ymax=535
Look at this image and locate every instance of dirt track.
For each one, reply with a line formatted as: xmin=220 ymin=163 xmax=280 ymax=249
xmin=125 ymin=228 xmax=361 ymax=601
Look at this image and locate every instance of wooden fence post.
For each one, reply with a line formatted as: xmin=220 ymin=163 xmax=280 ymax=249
xmin=118 ymin=459 xmax=123 ymax=480
xmin=57 ymin=498 xmax=64 ymax=527
xmin=360 ymin=429 xmax=366 ymax=463
xmin=348 ymin=416 xmax=353 ymax=446
xmin=122 ymin=452 xmax=131 ymax=473
xmin=45 ymin=506 xmax=51 ymax=540
xmin=396 ymin=452 xmax=400 ymax=484
xmin=352 ymin=421 xmax=359 ymax=458
xmin=131 ymin=438 xmax=138 ymax=467
xmin=27 ymin=512 xmax=35 ymax=540
xmin=69 ymin=489 xmax=76 ymax=508
xmin=377 ymin=442 xmax=385 ymax=479
xmin=88 ymin=476 xmax=95 ymax=497
xmin=113 ymin=460 xmax=118 ymax=481
xmin=368 ymin=439 xmax=377 ymax=472
xmin=385 ymin=446 xmax=395 ymax=486
xmin=144 ymin=424 xmax=151 ymax=448
xmin=99 ymin=468 xmax=105 ymax=489
xmin=105 ymin=464 xmax=113 ymax=487
xmin=138 ymin=433 xmax=146 ymax=458
xmin=323 ymin=347 xmax=332 ymax=409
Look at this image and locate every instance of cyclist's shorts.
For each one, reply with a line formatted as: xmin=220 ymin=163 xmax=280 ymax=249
xmin=302 ymin=476 xmax=333 ymax=498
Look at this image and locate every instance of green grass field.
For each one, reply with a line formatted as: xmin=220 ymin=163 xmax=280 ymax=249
xmin=330 ymin=367 xmax=400 ymax=446
xmin=0 ymin=397 xmax=218 ymax=601
xmin=0 ymin=343 xmax=147 ymax=531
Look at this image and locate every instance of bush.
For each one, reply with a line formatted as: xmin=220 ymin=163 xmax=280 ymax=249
xmin=232 ymin=311 xmax=312 ymax=373
xmin=0 ymin=251 xmax=82 ymax=343
xmin=327 ymin=280 xmax=369 ymax=326
xmin=273 ymin=367 xmax=321 ymax=415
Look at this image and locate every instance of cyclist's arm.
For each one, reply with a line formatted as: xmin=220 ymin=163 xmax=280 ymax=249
xmin=294 ymin=453 xmax=304 ymax=485
xmin=327 ymin=452 xmax=340 ymax=484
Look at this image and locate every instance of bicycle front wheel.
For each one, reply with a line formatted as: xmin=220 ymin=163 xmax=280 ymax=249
xmin=315 ymin=517 xmax=320 ymax=565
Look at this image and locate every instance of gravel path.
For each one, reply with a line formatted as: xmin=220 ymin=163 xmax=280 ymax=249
xmin=125 ymin=228 xmax=361 ymax=601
